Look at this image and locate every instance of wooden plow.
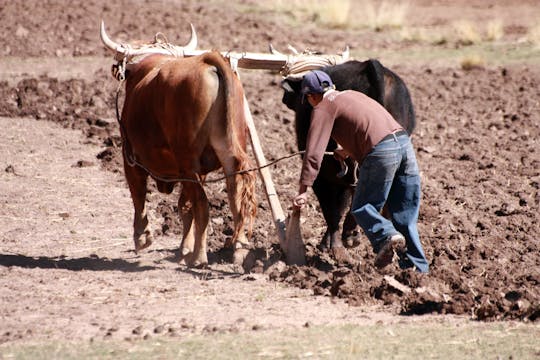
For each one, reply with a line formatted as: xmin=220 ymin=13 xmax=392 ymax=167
xmin=241 ymin=93 xmax=306 ymax=266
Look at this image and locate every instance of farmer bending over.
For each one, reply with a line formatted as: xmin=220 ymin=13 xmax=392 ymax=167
xmin=293 ymin=70 xmax=429 ymax=273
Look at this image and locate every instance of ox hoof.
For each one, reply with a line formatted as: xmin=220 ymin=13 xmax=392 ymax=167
xmin=331 ymin=247 xmax=354 ymax=266
xmin=192 ymin=260 xmax=208 ymax=269
xmin=241 ymin=250 xmax=257 ymax=273
xmin=343 ymin=229 xmax=361 ymax=248
xmin=233 ymin=248 xmax=250 ymax=267
xmin=134 ymin=234 xmax=153 ymax=253
xmin=179 ymin=250 xmax=208 ymax=268
xmin=178 ymin=248 xmax=192 ymax=265
xmin=343 ymin=236 xmax=361 ymax=248
xmin=179 ymin=259 xmax=207 ymax=268
xmin=178 ymin=247 xmax=193 ymax=264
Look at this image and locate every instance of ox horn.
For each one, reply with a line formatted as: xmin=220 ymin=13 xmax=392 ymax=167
xmin=342 ymin=46 xmax=350 ymax=61
xmin=183 ymin=23 xmax=198 ymax=51
xmin=268 ymin=44 xmax=284 ymax=56
xmin=100 ymin=20 xmax=122 ymax=53
xmin=287 ymin=44 xmax=299 ymax=55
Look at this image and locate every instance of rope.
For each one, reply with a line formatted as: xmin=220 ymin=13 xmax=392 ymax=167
xmin=281 ymin=53 xmax=344 ymax=79
xmin=113 ymin=82 xmax=335 ymax=185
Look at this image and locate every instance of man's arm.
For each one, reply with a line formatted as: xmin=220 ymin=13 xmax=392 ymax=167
xmin=295 ymin=104 xmax=335 ymax=209
xmin=299 ymin=108 xmax=335 ymax=187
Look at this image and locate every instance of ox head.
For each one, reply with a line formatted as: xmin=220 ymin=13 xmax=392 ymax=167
xmin=100 ymin=21 xmax=201 ymax=80
xmin=268 ymin=45 xmax=350 ymax=110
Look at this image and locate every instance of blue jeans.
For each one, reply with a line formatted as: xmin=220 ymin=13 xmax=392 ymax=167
xmin=351 ymin=133 xmax=429 ymax=273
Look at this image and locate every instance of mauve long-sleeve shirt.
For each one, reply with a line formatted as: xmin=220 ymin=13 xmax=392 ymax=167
xmin=300 ymin=89 xmax=404 ymax=187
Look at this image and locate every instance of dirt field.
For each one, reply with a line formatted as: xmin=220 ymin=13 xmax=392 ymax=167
xmin=1 ymin=0 xmax=539 ymax=347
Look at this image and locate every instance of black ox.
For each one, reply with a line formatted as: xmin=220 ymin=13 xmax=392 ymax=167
xmin=281 ymin=59 xmax=416 ymax=249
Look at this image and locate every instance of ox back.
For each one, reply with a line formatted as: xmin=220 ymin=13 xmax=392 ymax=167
xmin=280 ymin=59 xmax=416 ymax=248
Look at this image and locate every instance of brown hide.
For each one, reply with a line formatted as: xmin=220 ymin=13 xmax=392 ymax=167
xmin=120 ymin=51 xmax=256 ymax=267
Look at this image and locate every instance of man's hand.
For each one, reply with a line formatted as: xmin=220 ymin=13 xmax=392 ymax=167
xmin=333 ymin=146 xmax=350 ymax=178
xmin=293 ymin=184 xmax=309 ymax=210
xmin=293 ymin=192 xmax=308 ymax=209
xmin=333 ymin=146 xmax=350 ymax=162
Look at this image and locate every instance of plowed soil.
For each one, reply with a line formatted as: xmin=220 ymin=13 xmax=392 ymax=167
xmin=1 ymin=0 xmax=539 ymax=345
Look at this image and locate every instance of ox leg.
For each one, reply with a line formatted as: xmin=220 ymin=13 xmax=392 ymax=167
xmin=312 ymin=177 xmax=343 ymax=249
xmin=312 ymin=178 xmax=355 ymax=264
xmin=218 ymin=156 xmax=255 ymax=266
xmin=223 ymin=174 xmax=250 ymax=249
xmin=178 ymin=188 xmax=195 ymax=264
xmin=224 ymin=173 xmax=251 ymax=266
xmin=178 ymin=182 xmax=209 ymax=267
xmin=124 ymin=162 xmax=153 ymax=252
xmin=342 ymin=210 xmax=361 ymax=247
xmin=343 ymin=186 xmax=361 ymax=247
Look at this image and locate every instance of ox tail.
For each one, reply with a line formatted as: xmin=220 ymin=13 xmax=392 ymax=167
xmin=236 ymin=164 xmax=257 ymax=241
xmin=205 ymin=52 xmax=258 ymax=242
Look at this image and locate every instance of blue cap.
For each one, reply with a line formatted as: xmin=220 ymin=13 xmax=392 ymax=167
xmin=301 ymin=70 xmax=334 ymax=95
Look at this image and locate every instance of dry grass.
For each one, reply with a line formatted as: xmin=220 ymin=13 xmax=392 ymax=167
xmin=460 ymin=54 xmax=486 ymax=70
xmin=265 ymin=0 xmax=409 ymax=30
xmin=314 ymin=0 xmax=351 ymax=28
xmin=397 ymin=16 xmax=505 ymax=47
xmin=485 ymin=19 xmax=504 ymax=41
xmin=528 ymin=22 xmax=540 ymax=46
xmin=399 ymin=28 xmax=448 ymax=45
xmin=363 ymin=0 xmax=410 ymax=31
xmin=453 ymin=20 xmax=482 ymax=46
xmin=3 ymin=322 xmax=539 ymax=359
xmin=423 ymin=19 xmax=505 ymax=47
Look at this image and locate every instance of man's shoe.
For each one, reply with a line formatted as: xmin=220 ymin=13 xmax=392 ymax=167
xmin=374 ymin=234 xmax=406 ymax=269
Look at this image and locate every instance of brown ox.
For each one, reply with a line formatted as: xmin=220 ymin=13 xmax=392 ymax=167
xmin=101 ymin=24 xmax=257 ymax=267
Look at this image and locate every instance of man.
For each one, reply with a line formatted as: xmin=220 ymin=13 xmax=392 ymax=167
xmin=293 ymin=70 xmax=429 ymax=273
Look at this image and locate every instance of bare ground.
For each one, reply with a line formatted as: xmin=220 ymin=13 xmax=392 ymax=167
xmin=0 ymin=0 xmax=539 ymax=346
xmin=0 ymin=116 xmax=463 ymax=344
